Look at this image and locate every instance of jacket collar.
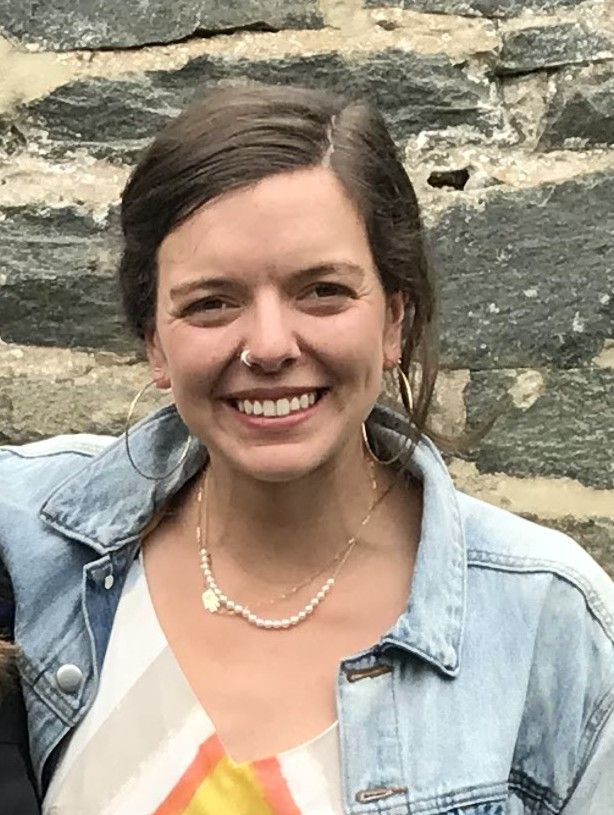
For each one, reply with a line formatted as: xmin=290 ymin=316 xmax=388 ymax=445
xmin=368 ymin=408 xmax=466 ymax=677
xmin=41 ymin=404 xmax=466 ymax=677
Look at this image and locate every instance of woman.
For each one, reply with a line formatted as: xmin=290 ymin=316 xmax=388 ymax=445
xmin=0 ymin=84 xmax=612 ymax=813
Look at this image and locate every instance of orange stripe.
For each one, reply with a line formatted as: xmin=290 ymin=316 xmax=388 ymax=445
xmin=252 ymin=756 xmax=303 ymax=815
xmin=153 ymin=735 xmax=225 ymax=815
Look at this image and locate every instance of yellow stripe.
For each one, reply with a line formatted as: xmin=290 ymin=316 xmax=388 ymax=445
xmin=183 ymin=756 xmax=276 ymax=815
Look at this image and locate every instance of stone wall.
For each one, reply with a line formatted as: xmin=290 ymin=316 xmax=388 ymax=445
xmin=0 ymin=0 xmax=612 ymax=575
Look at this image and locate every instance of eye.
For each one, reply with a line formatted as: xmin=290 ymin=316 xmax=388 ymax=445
xmin=183 ymin=297 xmax=236 ymax=315
xmin=304 ymin=282 xmax=352 ymax=299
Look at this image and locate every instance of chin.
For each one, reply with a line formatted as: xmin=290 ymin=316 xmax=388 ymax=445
xmin=242 ymin=456 xmax=321 ymax=484
xmin=220 ymin=443 xmax=330 ymax=483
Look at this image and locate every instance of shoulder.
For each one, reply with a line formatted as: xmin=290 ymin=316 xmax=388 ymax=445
xmin=457 ymin=490 xmax=614 ymax=640
xmin=0 ymin=433 xmax=115 ymax=461
xmin=0 ymin=434 xmax=116 ymax=505
xmin=456 ymin=491 xmax=614 ymax=801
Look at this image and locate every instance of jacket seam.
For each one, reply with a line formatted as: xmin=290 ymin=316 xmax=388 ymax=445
xmin=561 ymin=684 xmax=614 ymax=811
xmin=466 ymin=549 xmax=614 ymax=641
xmin=17 ymin=654 xmax=80 ymax=725
xmin=0 ymin=447 xmax=98 ymax=461
xmin=389 ymin=660 xmax=408 ymax=810
xmin=508 ymin=769 xmax=561 ymax=813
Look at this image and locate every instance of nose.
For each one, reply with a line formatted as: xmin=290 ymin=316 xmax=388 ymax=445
xmin=242 ymin=289 xmax=300 ymax=373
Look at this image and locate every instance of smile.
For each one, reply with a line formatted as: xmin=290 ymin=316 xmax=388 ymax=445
xmin=234 ymin=390 xmax=322 ymax=417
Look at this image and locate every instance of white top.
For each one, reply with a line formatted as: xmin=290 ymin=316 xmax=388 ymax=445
xmin=44 ymin=555 xmax=344 ymax=814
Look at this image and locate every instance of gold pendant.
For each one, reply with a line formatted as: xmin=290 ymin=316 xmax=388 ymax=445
xmin=202 ymin=588 xmax=221 ymax=613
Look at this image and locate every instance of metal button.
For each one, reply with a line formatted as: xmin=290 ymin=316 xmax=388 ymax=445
xmin=104 ymin=574 xmax=114 ymax=590
xmin=56 ymin=664 xmax=83 ymax=693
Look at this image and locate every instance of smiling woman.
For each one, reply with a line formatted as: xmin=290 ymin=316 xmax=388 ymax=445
xmin=119 ymin=85 xmax=435 ymax=451
xmin=0 ymin=84 xmax=613 ymax=815
xmin=146 ymin=163 xmax=409 ymax=484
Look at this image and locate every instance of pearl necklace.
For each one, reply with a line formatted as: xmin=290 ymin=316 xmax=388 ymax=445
xmin=198 ymin=460 xmax=392 ymax=630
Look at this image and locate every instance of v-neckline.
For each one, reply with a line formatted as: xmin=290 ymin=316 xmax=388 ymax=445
xmin=135 ymin=550 xmax=339 ymax=767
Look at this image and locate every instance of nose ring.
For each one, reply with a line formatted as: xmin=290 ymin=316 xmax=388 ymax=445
xmin=240 ymin=348 xmax=253 ymax=368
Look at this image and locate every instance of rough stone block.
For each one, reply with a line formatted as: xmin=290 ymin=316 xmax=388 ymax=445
xmin=0 ymin=345 xmax=154 ymax=442
xmin=496 ymin=23 xmax=613 ymax=76
xmin=538 ymin=64 xmax=614 ymax=149
xmin=0 ymin=204 xmax=130 ymax=351
xmin=364 ymin=0 xmax=582 ymax=18
xmin=2 ymin=49 xmax=501 ymax=163
xmin=433 ymin=170 xmax=614 ymax=368
xmin=0 ymin=0 xmax=324 ymax=52
xmin=463 ymin=367 xmax=614 ymax=488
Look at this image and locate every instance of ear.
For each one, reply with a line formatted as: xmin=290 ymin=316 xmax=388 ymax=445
xmin=145 ymin=328 xmax=172 ymax=390
xmin=383 ymin=291 xmax=407 ymax=371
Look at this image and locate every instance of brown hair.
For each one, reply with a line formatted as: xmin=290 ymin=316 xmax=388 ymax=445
xmin=0 ymin=640 xmax=17 ymax=699
xmin=118 ymin=83 xmax=452 ymax=451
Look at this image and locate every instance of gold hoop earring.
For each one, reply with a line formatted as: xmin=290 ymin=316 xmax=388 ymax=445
xmin=124 ymin=380 xmax=191 ymax=481
xmin=394 ymin=363 xmax=414 ymax=416
xmin=361 ymin=422 xmax=402 ymax=465
xmin=362 ymin=363 xmax=414 ymax=465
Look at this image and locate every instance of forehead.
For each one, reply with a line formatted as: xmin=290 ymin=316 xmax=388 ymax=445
xmin=157 ymin=166 xmax=373 ymax=281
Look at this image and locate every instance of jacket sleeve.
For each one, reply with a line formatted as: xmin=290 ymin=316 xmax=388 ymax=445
xmin=560 ymin=702 xmax=614 ymax=814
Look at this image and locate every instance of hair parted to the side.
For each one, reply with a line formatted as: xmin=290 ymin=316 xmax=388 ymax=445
xmin=118 ymin=82 xmax=464 ymax=454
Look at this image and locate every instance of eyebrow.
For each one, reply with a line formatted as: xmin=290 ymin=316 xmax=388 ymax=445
xmin=168 ymin=262 xmax=364 ymax=300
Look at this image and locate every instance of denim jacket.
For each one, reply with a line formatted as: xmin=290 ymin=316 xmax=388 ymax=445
xmin=0 ymin=404 xmax=613 ymax=813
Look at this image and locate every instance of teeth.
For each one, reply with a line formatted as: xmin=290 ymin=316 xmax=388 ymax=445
xmin=235 ymin=390 xmax=321 ymax=417
xmin=276 ymin=398 xmax=290 ymax=416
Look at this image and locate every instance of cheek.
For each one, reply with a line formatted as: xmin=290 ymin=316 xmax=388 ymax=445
xmin=158 ymin=329 xmax=225 ymax=396
xmin=320 ymin=333 xmax=385 ymax=392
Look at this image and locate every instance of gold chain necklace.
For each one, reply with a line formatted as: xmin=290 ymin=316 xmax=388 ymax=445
xmin=209 ymin=457 xmax=377 ymax=612
xmin=198 ymin=460 xmax=393 ymax=630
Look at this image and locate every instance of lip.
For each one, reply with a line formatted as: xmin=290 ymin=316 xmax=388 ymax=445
xmin=223 ymin=390 xmax=327 ymax=430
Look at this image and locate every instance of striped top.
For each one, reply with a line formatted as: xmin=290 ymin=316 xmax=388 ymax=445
xmin=43 ymin=555 xmax=344 ymax=815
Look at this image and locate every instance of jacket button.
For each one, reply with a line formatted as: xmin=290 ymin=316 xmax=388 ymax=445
xmin=104 ymin=574 xmax=114 ymax=590
xmin=56 ymin=664 xmax=83 ymax=693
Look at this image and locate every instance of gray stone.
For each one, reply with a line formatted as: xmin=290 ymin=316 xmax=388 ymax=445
xmin=463 ymin=368 xmax=614 ymax=488
xmin=0 ymin=345 xmax=155 ymax=443
xmin=10 ymin=77 xmax=181 ymax=164
xmin=2 ymin=50 xmax=501 ymax=163
xmin=0 ymin=205 xmax=130 ymax=352
xmin=0 ymin=0 xmax=323 ymax=51
xmin=519 ymin=515 xmax=614 ymax=579
xmin=432 ymin=170 xmax=614 ymax=369
xmin=496 ymin=24 xmax=613 ymax=77
xmin=364 ymin=0 xmax=582 ymax=18
xmin=0 ymin=122 xmax=27 ymax=156
xmin=538 ymin=66 xmax=614 ymax=149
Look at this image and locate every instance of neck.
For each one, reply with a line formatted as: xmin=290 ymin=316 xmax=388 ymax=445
xmin=200 ymin=439 xmax=397 ymax=581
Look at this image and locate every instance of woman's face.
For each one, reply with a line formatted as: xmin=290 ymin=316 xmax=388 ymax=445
xmin=147 ymin=165 xmax=405 ymax=482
